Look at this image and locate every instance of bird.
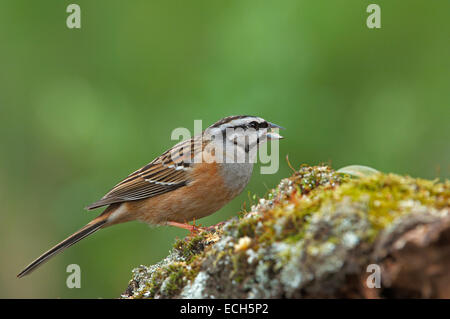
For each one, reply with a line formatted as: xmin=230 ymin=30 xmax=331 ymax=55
xmin=17 ymin=115 xmax=284 ymax=278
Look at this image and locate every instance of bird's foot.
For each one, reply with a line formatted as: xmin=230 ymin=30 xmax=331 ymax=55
xmin=203 ymin=222 xmax=225 ymax=232
xmin=167 ymin=219 xmax=225 ymax=235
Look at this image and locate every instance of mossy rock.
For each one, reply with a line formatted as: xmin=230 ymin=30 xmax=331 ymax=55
xmin=122 ymin=165 xmax=450 ymax=299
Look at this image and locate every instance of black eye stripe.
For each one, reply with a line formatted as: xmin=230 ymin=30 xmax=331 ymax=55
xmin=248 ymin=121 xmax=259 ymax=129
xmin=219 ymin=120 xmax=269 ymax=132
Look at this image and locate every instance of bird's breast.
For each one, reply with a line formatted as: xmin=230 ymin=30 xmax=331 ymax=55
xmin=218 ymin=162 xmax=254 ymax=195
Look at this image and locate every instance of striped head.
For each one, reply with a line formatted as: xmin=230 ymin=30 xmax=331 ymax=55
xmin=205 ymin=115 xmax=284 ymax=154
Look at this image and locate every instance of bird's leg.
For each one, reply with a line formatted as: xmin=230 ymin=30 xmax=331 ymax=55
xmin=167 ymin=219 xmax=203 ymax=234
xmin=166 ymin=221 xmax=195 ymax=231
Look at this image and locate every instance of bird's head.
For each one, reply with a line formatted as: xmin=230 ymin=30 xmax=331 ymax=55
xmin=205 ymin=115 xmax=284 ymax=153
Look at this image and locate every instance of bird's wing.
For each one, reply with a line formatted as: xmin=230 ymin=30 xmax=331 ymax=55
xmin=85 ymin=137 xmax=203 ymax=210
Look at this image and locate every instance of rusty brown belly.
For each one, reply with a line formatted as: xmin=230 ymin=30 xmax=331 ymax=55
xmin=123 ymin=162 xmax=240 ymax=224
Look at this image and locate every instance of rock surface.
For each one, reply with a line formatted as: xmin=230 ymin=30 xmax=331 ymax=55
xmin=121 ymin=165 xmax=450 ymax=299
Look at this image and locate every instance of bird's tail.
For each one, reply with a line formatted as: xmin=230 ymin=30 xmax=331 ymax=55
xmin=17 ymin=214 xmax=110 ymax=278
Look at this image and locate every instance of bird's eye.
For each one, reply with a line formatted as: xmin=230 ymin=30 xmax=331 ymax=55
xmin=259 ymin=121 xmax=268 ymax=128
xmin=248 ymin=121 xmax=259 ymax=129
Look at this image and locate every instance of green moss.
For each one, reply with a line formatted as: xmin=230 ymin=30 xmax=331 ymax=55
xmin=335 ymin=173 xmax=448 ymax=233
xmin=163 ymin=263 xmax=187 ymax=295
xmin=129 ymin=231 xmax=219 ymax=298
xmin=133 ymin=267 xmax=165 ymax=298
xmin=237 ymin=218 xmax=257 ymax=238
xmin=221 ymin=165 xmax=448 ymax=253
xmin=212 ymin=249 xmax=228 ymax=268
xmin=173 ymin=233 xmax=206 ymax=261
xmin=125 ymin=165 xmax=449 ymax=299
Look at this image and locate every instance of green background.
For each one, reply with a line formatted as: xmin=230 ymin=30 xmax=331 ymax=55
xmin=1 ymin=0 xmax=449 ymax=298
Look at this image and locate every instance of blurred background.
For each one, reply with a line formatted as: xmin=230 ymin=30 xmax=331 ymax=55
xmin=0 ymin=0 xmax=449 ymax=298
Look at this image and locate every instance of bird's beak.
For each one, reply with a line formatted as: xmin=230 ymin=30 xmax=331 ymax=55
xmin=267 ymin=131 xmax=283 ymax=140
xmin=268 ymin=122 xmax=285 ymax=130
xmin=267 ymin=122 xmax=284 ymax=140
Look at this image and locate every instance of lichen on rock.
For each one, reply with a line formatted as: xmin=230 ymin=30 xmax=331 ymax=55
xmin=122 ymin=165 xmax=450 ymax=299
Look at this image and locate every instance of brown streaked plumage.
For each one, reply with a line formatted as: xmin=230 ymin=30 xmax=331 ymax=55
xmin=17 ymin=115 xmax=284 ymax=278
